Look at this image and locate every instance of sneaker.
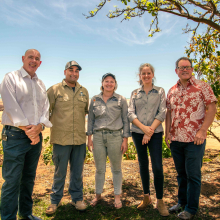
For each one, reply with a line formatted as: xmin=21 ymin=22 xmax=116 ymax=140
xmin=71 ymin=200 xmax=87 ymax=211
xmin=178 ymin=211 xmax=195 ymax=219
xmin=169 ymin=203 xmax=185 ymax=214
xmin=46 ymin=202 xmax=61 ymax=215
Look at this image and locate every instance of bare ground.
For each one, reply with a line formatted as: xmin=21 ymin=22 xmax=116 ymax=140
xmin=0 ymin=112 xmax=220 ymax=219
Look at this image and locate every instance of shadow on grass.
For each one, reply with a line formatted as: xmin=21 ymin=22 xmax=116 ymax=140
xmin=51 ymin=203 xmax=178 ymax=220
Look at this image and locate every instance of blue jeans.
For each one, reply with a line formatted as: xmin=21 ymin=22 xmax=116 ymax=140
xmin=93 ymin=130 xmax=123 ymax=195
xmin=170 ymin=141 xmax=206 ymax=215
xmin=1 ymin=127 xmax=42 ymax=220
xmin=132 ymin=132 xmax=164 ymax=199
xmin=50 ymin=143 xmax=86 ymax=204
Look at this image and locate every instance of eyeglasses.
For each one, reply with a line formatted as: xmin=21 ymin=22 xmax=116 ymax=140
xmin=177 ymin=66 xmax=192 ymax=70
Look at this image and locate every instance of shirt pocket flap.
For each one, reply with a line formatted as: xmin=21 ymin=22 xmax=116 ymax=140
xmin=93 ymin=101 xmax=102 ymax=106
xmin=77 ymin=97 xmax=87 ymax=102
xmin=136 ymin=93 xmax=142 ymax=99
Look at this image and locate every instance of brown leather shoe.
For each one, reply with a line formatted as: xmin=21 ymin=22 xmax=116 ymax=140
xmin=46 ymin=202 xmax=61 ymax=215
xmin=157 ymin=200 xmax=169 ymax=216
xmin=137 ymin=195 xmax=152 ymax=210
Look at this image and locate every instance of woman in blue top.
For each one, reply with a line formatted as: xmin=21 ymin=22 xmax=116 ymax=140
xmin=128 ymin=63 xmax=169 ymax=216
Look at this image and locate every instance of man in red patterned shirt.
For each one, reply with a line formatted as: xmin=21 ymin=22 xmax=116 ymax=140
xmin=165 ymin=57 xmax=217 ymax=219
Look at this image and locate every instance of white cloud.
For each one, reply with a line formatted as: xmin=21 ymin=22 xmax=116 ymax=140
xmin=0 ymin=0 xmax=179 ymax=45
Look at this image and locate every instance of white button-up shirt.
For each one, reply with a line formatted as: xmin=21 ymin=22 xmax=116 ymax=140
xmin=0 ymin=67 xmax=52 ymax=127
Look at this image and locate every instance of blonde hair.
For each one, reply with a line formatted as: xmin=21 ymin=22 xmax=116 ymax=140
xmin=138 ymin=63 xmax=155 ymax=85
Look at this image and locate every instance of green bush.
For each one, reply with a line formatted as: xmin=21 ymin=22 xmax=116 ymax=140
xmin=162 ymin=137 xmax=171 ymax=158
xmin=42 ymin=136 xmax=53 ymax=165
xmin=40 ymin=136 xmax=171 ymax=166
xmin=123 ymin=141 xmax=137 ymax=160
xmin=85 ymin=148 xmax=94 ymax=163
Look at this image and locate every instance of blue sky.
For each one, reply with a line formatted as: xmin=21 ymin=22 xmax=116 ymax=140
xmin=0 ymin=0 xmax=207 ymax=98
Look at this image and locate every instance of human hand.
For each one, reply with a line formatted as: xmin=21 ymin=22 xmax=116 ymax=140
xmin=165 ymin=133 xmax=172 ymax=148
xmin=194 ymin=129 xmax=206 ymax=145
xmin=121 ymin=138 xmax=128 ymax=154
xmin=18 ymin=126 xmax=29 ymax=131
xmin=142 ymin=126 xmax=154 ymax=137
xmin=25 ymin=124 xmax=42 ymax=139
xmin=30 ymin=135 xmax=40 ymax=145
xmin=87 ymin=139 xmax=94 ymax=152
xmin=142 ymin=134 xmax=151 ymax=145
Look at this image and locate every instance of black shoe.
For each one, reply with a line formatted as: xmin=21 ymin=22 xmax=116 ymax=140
xmin=18 ymin=215 xmax=42 ymax=220
xmin=169 ymin=203 xmax=185 ymax=214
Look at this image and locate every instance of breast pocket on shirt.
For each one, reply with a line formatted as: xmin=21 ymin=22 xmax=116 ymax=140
xmin=135 ymin=95 xmax=145 ymax=109
xmin=93 ymin=101 xmax=106 ymax=117
xmin=77 ymin=97 xmax=87 ymax=108
xmin=148 ymin=93 xmax=160 ymax=106
xmin=56 ymin=97 xmax=71 ymax=109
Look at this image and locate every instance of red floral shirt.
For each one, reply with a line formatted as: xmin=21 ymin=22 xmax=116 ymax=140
xmin=166 ymin=76 xmax=217 ymax=142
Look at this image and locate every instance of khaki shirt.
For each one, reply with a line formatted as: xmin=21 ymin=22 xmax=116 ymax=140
xmin=47 ymin=80 xmax=89 ymax=145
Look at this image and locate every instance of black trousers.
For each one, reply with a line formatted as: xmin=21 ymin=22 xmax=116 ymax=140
xmin=132 ymin=132 xmax=164 ymax=199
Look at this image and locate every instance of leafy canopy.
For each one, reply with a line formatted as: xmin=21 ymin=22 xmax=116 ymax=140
xmin=86 ymin=0 xmax=220 ymax=36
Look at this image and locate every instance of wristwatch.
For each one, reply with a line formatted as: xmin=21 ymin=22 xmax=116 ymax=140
xmin=40 ymin=123 xmax=45 ymax=131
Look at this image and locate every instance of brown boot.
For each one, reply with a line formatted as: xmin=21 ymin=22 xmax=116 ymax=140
xmin=137 ymin=194 xmax=152 ymax=210
xmin=157 ymin=199 xmax=169 ymax=216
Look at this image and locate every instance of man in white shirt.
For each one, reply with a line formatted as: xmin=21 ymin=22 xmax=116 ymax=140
xmin=0 ymin=49 xmax=52 ymax=220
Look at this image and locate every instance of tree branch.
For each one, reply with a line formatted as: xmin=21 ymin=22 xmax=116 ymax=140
xmin=208 ymin=128 xmax=220 ymax=142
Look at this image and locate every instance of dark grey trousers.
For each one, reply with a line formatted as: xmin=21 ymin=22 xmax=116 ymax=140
xmin=50 ymin=143 xmax=86 ymax=204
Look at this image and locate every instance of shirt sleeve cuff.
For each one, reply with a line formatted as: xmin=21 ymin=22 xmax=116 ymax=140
xmin=123 ymin=133 xmax=131 ymax=138
xmin=86 ymin=131 xmax=93 ymax=136
xmin=128 ymin=114 xmax=137 ymax=123
xmin=40 ymin=116 xmax=52 ymax=128
xmin=14 ymin=118 xmax=29 ymax=127
xmin=155 ymin=115 xmax=165 ymax=122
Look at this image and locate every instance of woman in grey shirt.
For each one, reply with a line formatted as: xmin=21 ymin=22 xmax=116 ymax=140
xmin=87 ymin=73 xmax=130 ymax=209
xmin=128 ymin=63 xmax=169 ymax=216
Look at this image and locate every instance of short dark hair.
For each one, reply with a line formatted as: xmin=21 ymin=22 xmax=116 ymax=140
xmin=175 ymin=57 xmax=193 ymax=69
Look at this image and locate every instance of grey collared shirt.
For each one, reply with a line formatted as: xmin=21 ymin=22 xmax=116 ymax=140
xmin=128 ymin=85 xmax=166 ymax=134
xmin=87 ymin=92 xmax=130 ymax=137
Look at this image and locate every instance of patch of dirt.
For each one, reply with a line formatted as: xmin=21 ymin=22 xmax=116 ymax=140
xmin=0 ymin=110 xmax=220 ymax=219
xmin=1 ymin=150 xmax=219 ymax=219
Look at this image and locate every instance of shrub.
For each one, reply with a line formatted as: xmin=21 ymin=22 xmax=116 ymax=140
xmin=123 ymin=142 xmax=137 ymax=160
xmin=162 ymin=137 xmax=171 ymax=158
xmin=42 ymin=136 xmax=53 ymax=165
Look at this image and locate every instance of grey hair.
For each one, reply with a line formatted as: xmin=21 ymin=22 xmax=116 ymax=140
xmin=138 ymin=63 xmax=156 ymax=85
xmin=175 ymin=57 xmax=193 ymax=69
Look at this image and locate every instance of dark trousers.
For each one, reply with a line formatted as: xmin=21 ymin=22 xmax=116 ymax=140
xmin=1 ymin=127 xmax=42 ymax=220
xmin=50 ymin=143 xmax=86 ymax=204
xmin=170 ymin=141 xmax=206 ymax=215
xmin=132 ymin=132 xmax=164 ymax=199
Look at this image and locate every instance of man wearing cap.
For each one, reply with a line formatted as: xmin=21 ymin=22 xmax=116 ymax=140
xmin=0 ymin=49 xmax=52 ymax=220
xmin=46 ymin=61 xmax=89 ymax=214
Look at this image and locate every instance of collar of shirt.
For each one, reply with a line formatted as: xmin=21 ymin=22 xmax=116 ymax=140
xmin=177 ymin=76 xmax=196 ymax=88
xmin=62 ymin=79 xmax=81 ymax=89
xmin=137 ymin=84 xmax=160 ymax=94
xmin=95 ymin=92 xmax=119 ymax=101
xmin=20 ymin=67 xmax=38 ymax=79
